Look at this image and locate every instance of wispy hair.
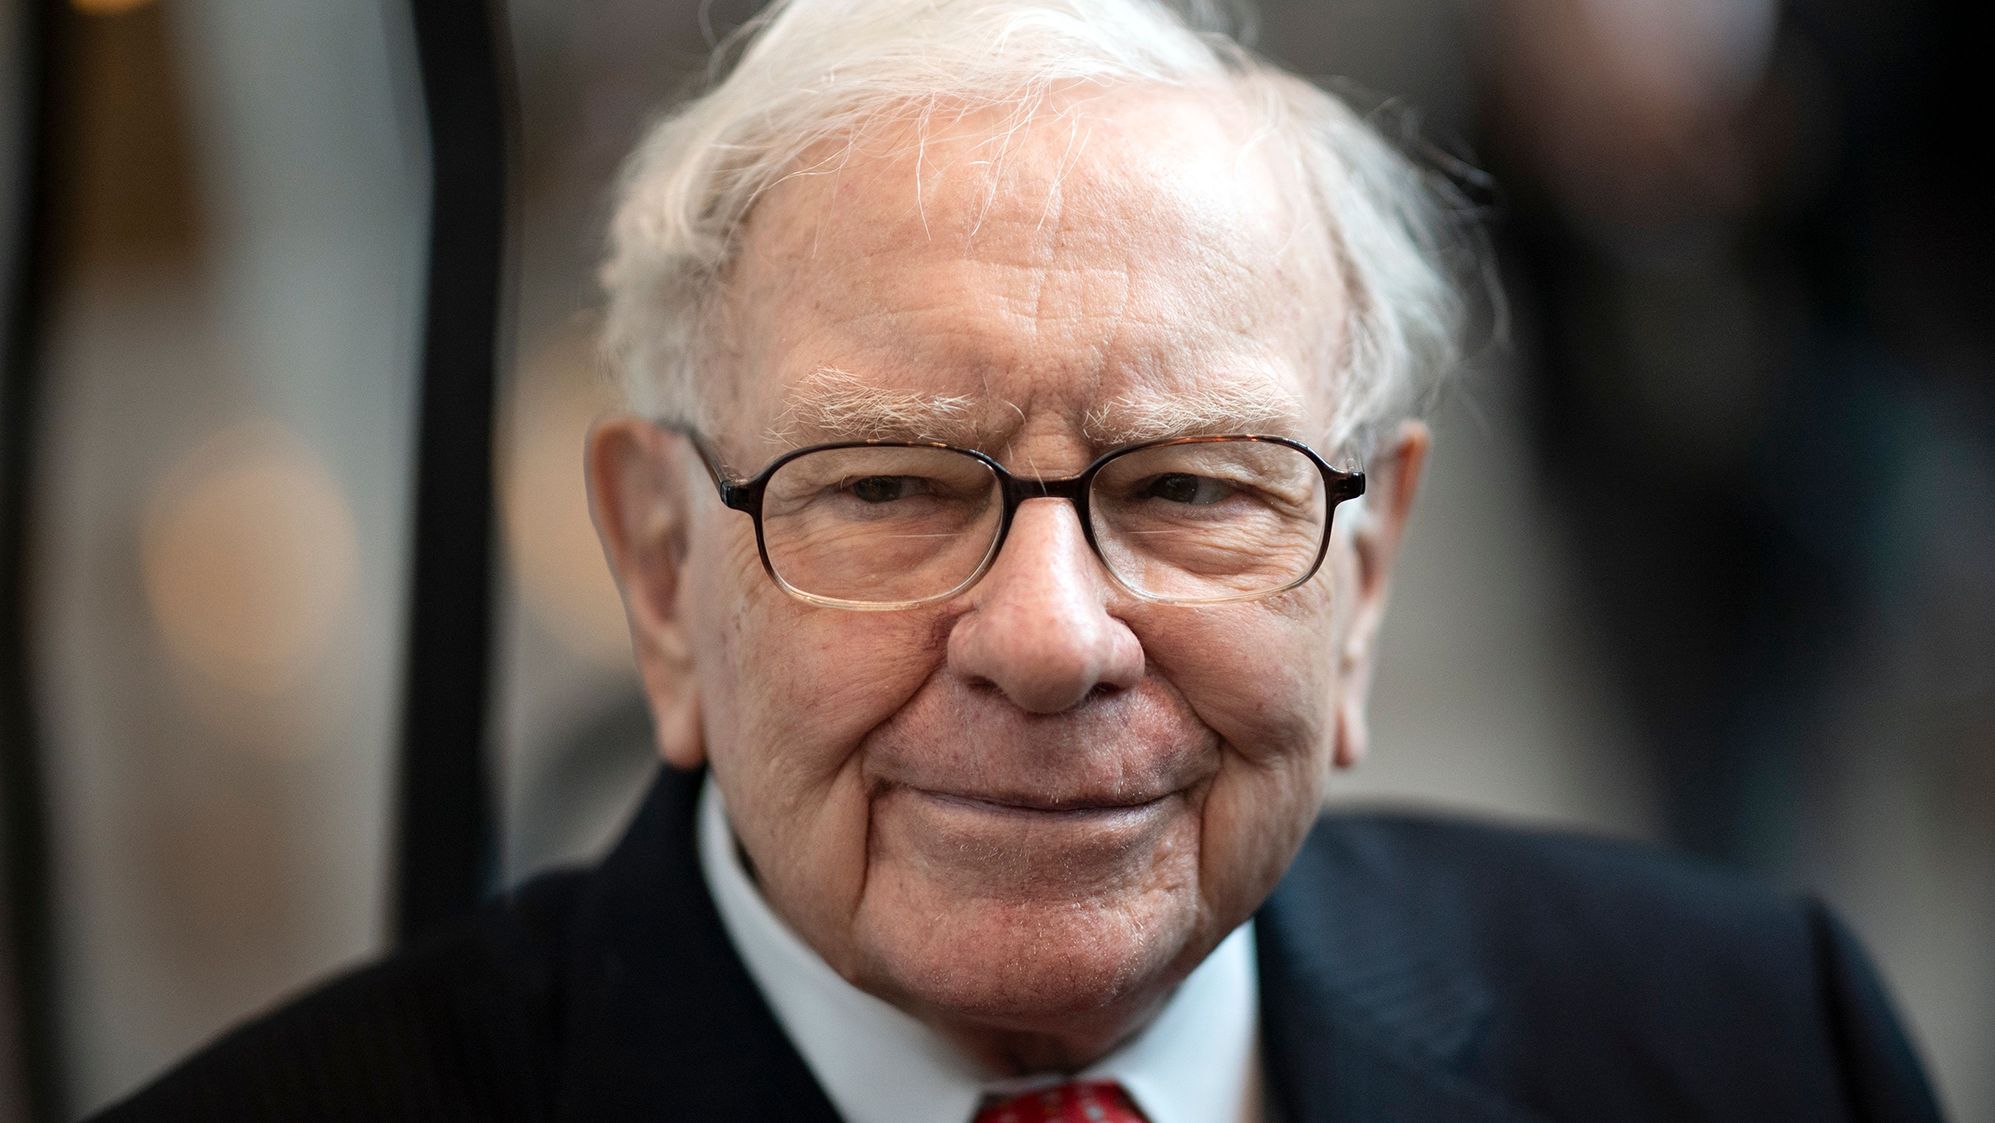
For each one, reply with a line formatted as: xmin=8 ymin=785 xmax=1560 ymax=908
xmin=601 ymin=0 xmax=1485 ymax=454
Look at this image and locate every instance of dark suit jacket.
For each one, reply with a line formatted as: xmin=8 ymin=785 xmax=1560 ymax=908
xmin=94 ymin=766 xmax=1943 ymax=1121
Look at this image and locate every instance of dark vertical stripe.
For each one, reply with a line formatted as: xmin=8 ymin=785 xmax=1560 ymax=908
xmin=394 ymin=0 xmax=515 ymax=942
xmin=0 ymin=0 xmax=69 ymax=1117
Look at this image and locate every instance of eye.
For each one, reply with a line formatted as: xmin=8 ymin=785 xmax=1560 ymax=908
xmin=845 ymin=475 xmax=926 ymax=503
xmin=1140 ymin=472 xmax=1233 ymax=506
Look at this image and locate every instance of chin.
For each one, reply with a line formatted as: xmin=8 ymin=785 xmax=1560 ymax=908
xmin=851 ymin=888 xmax=1207 ymax=1046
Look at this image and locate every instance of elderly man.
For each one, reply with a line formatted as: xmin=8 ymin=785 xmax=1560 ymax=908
xmin=100 ymin=1 xmax=1940 ymax=1120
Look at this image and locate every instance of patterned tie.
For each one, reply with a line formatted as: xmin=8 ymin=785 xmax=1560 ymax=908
xmin=972 ymin=1080 xmax=1150 ymax=1123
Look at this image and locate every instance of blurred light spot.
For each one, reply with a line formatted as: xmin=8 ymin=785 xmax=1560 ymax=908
xmin=1583 ymin=0 xmax=1777 ymax=99
xmin=142 ymin=421 xmax=358 ymax=699
xmin=72 ymin=0 xmax=156 ymax=15
xmin=502 ymin=329 xmax=630 ymax=668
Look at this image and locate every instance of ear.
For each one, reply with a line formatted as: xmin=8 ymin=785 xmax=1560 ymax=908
xmin=1333 ymin=419 xmax=1431 ymax=769
xmin=585 ymin=416 xmax=706 ymax=770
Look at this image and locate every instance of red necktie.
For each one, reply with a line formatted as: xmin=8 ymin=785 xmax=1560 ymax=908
xmin=972 ymin=1080 xmax=1149 ymax=1123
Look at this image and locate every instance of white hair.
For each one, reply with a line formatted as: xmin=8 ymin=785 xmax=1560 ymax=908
xmin=601 ymin=0 xmax=1480 ymax=453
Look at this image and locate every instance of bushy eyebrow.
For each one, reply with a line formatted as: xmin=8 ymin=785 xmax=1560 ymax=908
xmin=763 ymin=368 xmax=990 ymax=446
xmin=1080 ymin=377 xmax=1308 ymax=445
xmin=765 ymin=365 xmax=1311 ymax=450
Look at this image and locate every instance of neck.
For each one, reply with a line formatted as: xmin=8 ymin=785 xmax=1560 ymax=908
xmin=924 ymin=987 xmax=1178 ymax=1077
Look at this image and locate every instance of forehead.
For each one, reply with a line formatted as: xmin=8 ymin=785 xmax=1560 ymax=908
xmin=720 ymin=86 xmax=1342 ymax=453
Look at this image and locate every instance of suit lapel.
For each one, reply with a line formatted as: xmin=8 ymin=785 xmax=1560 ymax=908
xmin=553 ymin=767 xmax=842 ymax=1123
xmin=1256 ymin=819 xmax=1545 ymax=1123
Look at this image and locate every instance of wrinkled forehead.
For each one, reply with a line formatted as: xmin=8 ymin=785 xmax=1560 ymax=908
xmin=716 ymin=86 xmax=1345 ymax=453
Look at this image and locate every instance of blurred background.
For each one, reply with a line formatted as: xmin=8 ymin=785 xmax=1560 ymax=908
xmin=0 ymin=0 xmax=1987 ymax=1119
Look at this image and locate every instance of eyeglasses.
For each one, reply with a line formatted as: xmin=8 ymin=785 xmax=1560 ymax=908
xmin=669 ymin=427 xmax=1366 ymax=610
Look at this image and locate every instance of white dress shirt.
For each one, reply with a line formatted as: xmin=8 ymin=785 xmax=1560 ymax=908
xmin=697 ymin=778 xmax=1263 ymax=1123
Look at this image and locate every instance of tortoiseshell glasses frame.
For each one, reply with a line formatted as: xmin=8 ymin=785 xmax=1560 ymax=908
xmin=663 ymin=424 xmax=1367 ymax=611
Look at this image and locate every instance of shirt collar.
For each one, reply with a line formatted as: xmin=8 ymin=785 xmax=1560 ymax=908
xmin=697 ymin=775 xmax=1260 ymax=1123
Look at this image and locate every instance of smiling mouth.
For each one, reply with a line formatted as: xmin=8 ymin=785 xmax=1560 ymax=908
xmin=880 ymin=785 xmax=1185 ymax=888
xmin=915 ymin=789 xmax=1171 ymax=818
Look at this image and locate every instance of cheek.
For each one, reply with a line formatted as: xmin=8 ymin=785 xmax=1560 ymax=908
xmin=686 ymin=517 xmax=952 ymax=958
xmin=687 ymin=514 xmax=945 ymax=811
xmin=1138 ymin=585 xmax=1344 ymax=924
xmin=1145 ymin=584 xmax=1342 ymax=769
xmin=693 ymin=519 xmax=945 ymax=761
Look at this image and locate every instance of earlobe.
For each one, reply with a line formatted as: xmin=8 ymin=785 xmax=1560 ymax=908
xmin=585 ymin=416 xmax=708 ymax=770
xmin=651 ymin=684 xmax=706 ymax=771
xmin=1333 ymin=689 xmax=1369 ymax=770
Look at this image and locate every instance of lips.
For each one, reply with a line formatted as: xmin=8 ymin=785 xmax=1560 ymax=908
xmin=870 ymin=783 xmax=1187 ymax=899
xmin=917 ymin=789 xmax=1173 ymax=816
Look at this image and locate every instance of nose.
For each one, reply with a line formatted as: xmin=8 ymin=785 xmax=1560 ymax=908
xmin=945 ymin=498 xmax=1145 ymax=713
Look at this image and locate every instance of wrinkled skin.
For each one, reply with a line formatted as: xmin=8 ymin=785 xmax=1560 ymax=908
xmin=589 ymin=86 xmax=1428 ymax=1073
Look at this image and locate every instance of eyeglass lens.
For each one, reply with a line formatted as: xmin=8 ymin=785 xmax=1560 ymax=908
xmin=756 ymin=440 xmax=1331 ymax=605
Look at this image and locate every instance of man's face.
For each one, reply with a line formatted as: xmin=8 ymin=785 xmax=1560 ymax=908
xmin=595 ymin=88 xmax=1416 ymax=1065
